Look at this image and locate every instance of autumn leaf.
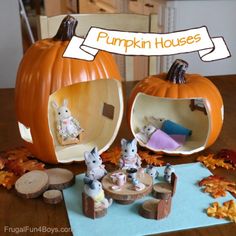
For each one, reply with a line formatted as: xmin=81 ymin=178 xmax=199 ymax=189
xmin=0 ymin=146 xmax=45 ymax=189
xmin=101 ymin=146 xmax=121 ymax=165
xmin=199 ymin=175 xmax=236 ymax=198
xmin=0 ymin=171 xmax=18 ymax=189
xmin=197 ymin=154 xmax=235 ymax=170
xmin=138 ymin=150 xmax=164 ymax=166
xmin=217 ymin=149 xmax=236 ymax=167
xmin=207 ymin=200 xmax=236 ymax=223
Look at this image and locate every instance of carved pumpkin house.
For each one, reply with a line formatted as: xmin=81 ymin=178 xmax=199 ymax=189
xmin=128 ymin=59 xmax=224 ymax=155
xmin=15 ymin=16 xmax=123 ymax=164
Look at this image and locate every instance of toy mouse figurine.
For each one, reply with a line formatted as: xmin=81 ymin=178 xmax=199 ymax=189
xmin=119 ymin=138 xmax=142 ymax=170
xmin=144 ymin=116 xmax=165 ymax=129
xmin=146 ymin=165 xmax=159 ymax=181
xmin=52 ymin=99 xmax=84 ymax=145
xmin=164 ymin=163 xmax=175 ymax=183
xmin=136 ymin=125 xmax=156 ymax=144
xmin=83 ymin=177 xmax=112 ymax=210
xmin=84 ymin=147 xmax=107 ymax=180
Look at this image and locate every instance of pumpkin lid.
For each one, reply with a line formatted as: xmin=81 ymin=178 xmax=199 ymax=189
xmin=53 ymin=15 xmax=78 ymax=41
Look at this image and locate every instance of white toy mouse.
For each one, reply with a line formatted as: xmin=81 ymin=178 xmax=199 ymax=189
xmin=84 ymin=147 xmax=107 ymax=180
xmin=136 ymin=124 xmax=156 ymax=144
xmin=83 ymin=177 xmax=112 ymax=209
xmin=146 ymin=165 xmax=159 ymax=181
xmin=52 ymin=99 xmax=83 ymax=145
xmin=119 ymin=138 xmax=142 ymax=170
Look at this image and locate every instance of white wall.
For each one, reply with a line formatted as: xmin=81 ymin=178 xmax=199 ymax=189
xmin=0 ymin=0 xmax=23 ymax=88
xmin=167 ymin=0 xmax=236 ymax=76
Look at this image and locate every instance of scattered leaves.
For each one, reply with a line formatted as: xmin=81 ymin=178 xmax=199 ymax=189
xmin=6 ymin=159 xmax=45 ymax=176
xmin=217 ymin=149 xmax=236 ymax=167
xmin=101 ymin=146 xmax=120 ymax=165
xmin=138 ymin=150 xmax=164 ymax=166
xmin=0 ymin=171 xmax=18 ymax=189
xmin=197 ymin=153 xmax=235 ymax=170
xmin=101 ymin=146 xmax=164 ymax=166
xmin=0 ymin=147 xmax=45 ymax=189
xmin=0 ymin=157 xmax=6 ymax=170
xmin=207 ymin=200 xmax=236 ymax=223
xmin=199 ymin=175 xmax=236 ymax=198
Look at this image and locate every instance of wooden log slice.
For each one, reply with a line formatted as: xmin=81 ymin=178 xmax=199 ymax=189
xmin=152 ymin=182 xmax=172 ymax=200
xmin=15 ymin=170 xmax=49 ymax=199
xmin=45 ymin=168 xmax=75 ymax=190
xmin=139 ymin=198 xmax=172 ymax=220
xmin=82 ymin=192 xmax=107 ymax=219
xmin=43 ymin=190 xmax=63 ymax=204
xmin=139 ymin=199 xmax=160 ymax=219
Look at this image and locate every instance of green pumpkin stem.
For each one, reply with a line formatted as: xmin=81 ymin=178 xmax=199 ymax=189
xmin=53 ymin=15 xmax=78 ymax=41
xmin=166 ymin=59 xmax=188 ymax=84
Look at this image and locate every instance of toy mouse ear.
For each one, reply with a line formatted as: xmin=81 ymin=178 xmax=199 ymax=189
xmin=131 ymin=138 xmax=137 ymax=146
xmin=94 ymin=147 xmax=98 ymax=153
xmin=84 ymin=151 xmax=90 ymax=162
xmin=63 ymin=99 xmax=68 ymax=106
xmin=121 ymin=138 xmax=127 ymax=146
xmin=52 ymin=101 xmax=58 ymax=109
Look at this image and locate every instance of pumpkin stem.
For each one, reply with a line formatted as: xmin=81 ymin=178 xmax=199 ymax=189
xmin=166 ymin=59 xmax=188 ymax=84
xmin=53 ymin=15 xmax=78 ymax=41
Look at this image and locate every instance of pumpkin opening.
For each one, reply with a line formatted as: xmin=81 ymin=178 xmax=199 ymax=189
xmin=47 ymin=79 xmax=123 ymax=163
xmin=130 ymin=93 xmax=210 ymax=155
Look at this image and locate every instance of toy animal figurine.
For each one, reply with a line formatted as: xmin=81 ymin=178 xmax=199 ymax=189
xmin=84 ymin=147 xmax=107 ymax=180
xmin=136 ymin=124 xmax=156 ymax=144
xmin=164 ymin=163 xmax=175 ymax=183
xmin=144 ymin=116 xmax=165 ymax=129
xmin=83 ymin=177 xmax=112 ymax=210
xmin=119 ymin=138 xmax=142 ymax=170
xmin=146 ymin=165 xmax=159 ymax=181
xmin=132 ymin=178 xmax=145 ymax=191
xmin=52 ymin=99 xmax=84 ymax=145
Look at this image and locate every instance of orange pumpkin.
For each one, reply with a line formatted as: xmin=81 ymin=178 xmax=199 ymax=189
xmin=128 ymin=59 xmax=223 ymax=154
xmin=15 ymin=15 xmax=123 ymax=164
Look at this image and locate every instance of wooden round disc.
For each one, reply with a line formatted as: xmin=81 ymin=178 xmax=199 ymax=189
xmin=45 ymin=168 xmax=75 ymax=190
xmin=153 ymin=182 xmax=172 ymax=200
xmin=15 ymin=170 xmax=49 ymax=199
xmin=43 ymin=190 xmax=63 ymax=204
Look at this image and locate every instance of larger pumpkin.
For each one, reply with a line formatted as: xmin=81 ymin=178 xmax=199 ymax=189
xmin=15 ymin=15 xmax=123 ymax=164
xmin=128 ymin=59 xmax=223 ymax=155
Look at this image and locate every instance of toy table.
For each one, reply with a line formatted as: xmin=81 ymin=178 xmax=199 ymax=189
xmin=101 ymin=170 xmax=153 ymax=204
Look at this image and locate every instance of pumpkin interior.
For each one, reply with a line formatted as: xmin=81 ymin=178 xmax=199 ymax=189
xmin=131 ymin=93 xmax=210 ymax=154
xmin=46 ymin=79 xmax=123 ymax=162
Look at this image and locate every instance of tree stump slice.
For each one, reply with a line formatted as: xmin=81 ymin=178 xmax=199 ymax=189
xmin=43 ymin=190 xmax=63 ymax=204
xmin=45 ymin=168 xmax=75 ymax=190
xmin=139 ymin=199 xmax=160 ymax=219
xmin=139 ymin=198 xmax=172 ymax=220
xmin=82 ymin=192 xmax=107 ymax=219
xmin=15 ymin=170 xmax=49 ymax=199
xmin=152 ymin=182 xmax=172 ymax=200
xmin=102 ymin=170 xmax=153 ymax=204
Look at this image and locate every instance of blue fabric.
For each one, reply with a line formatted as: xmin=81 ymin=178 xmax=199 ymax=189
xmin=161 ymin=120 xmax=192 ymax=136
xmin=63 ymin=163 xmax=232 ymax=236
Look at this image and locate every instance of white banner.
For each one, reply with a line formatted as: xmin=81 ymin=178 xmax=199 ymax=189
xmin=63 ymin=26 xmax=230 ymax=61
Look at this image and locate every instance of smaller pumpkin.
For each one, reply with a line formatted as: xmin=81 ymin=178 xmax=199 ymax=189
xmin=128 ymin=59 xmax=224 ymax=155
